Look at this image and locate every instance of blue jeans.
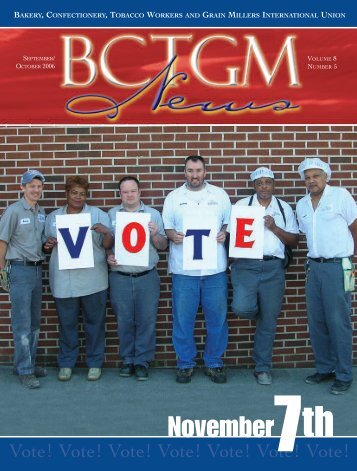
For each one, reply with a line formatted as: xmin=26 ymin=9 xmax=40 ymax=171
xmin=306 ymin=259 xmax=353 ymax=383
xmin=54 ymin=290 xmax=107 ymax=368
xmin=172 ymin=272 xmax=228 ymax=369
xmin=109 ymin=269 xmax=160 ymax=367
xmin=9 ymin=265 xmax=42 ymax=375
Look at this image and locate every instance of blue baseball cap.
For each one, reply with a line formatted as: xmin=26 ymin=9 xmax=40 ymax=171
xmin=21 ymin=170 xmax=45 ymax=185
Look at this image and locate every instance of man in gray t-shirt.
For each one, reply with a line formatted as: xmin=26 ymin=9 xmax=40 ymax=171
xmin=107 ymin=176 xmax=167 ymax=381
xmin=0 ymin=170 xmax=47 ymax=389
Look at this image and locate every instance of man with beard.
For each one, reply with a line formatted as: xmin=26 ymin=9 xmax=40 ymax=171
xmin=163 ymin=156 xmax=231 ymax=384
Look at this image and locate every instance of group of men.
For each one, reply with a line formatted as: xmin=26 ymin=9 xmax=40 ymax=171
xmin=0 ymin=156 xmax=356 ymax=395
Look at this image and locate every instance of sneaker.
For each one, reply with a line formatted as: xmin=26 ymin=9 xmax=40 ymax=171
xmin=305 ymin=372 xmax=335 ymax=384
xmin=18 ymin=374 xmax=40 ymax=389
xmin=135 ymin=365 xmax=149 ymax=381
xmin=87 ymin=368 xmax=102 ymax=381
xmin=176 ymin=368 xmax=193 ymax=384
xmin=13 ymin=366 xmax=47 ymax=378
xmin=33 ymin=366 xmax=48 ymax=378
xmin=330 ymin=380 xmax=352 ymax=395
xmin=254 ymin=371 xmax=272 ymax=385
xmin=205 ymin=367 xmax=227 ymax=384
xmin=58 ymin=367 xmax=72 ymax=382
xmin=119 ymin=364 xmax=135 ymax=377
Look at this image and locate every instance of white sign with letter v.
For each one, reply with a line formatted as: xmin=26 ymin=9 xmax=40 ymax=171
xmin=56 ymin=213 xmax=94 ymax=270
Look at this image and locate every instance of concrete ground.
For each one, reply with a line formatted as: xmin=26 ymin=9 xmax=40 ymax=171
xmin=0 ymin=366 xmax=356 ymax=437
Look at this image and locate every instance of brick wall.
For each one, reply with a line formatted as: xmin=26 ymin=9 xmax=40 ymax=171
xmin=0 ymin=125 xmax=356 ymax=369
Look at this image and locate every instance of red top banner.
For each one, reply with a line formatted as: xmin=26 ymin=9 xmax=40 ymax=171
xmin=1 ymin=28 xmax=356 ymax=124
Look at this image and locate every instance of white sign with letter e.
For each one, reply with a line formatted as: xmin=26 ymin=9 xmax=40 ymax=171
xmin=56 ymin=213 xmax=94 ymax=270
xmin=115 ymin=212 xmax=150 ymax=267
xmin=229 ymin=205 xmax=265 ymax=259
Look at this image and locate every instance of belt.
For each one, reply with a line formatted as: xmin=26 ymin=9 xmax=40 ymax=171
xmin=114 ymin=268 xmax=155 ymax=277
xmin=262 ymin=256 xmax=280 ymax=261
xmin=308 ymin=257 xmax=343 ymax=263
xmin=10 ymin=260 xmax=43 ymax=266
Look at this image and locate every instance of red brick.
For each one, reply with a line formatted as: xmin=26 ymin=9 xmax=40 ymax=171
xmin=0 ymin=124 xmax=356 ymax=369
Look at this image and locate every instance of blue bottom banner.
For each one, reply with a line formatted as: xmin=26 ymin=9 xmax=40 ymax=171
xmin=0 ymin=438 xmax=355 ymax=470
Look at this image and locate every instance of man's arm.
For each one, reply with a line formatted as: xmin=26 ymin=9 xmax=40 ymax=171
xmin=264 ymin=216 xmax=299 ymax=247
xmin=349 ymin=218 xmax=357 ymax=256
xmin=165 ymin=229 xmax=184 ymax=245
xmin=149 ymin=222 xmax=168 ymax=250
xmin=91 ymin=223 xmax=114 ymax=250
xmin=216 ymin=224 xmax=227 ymax=243
xmin=43 ymin=237 xmax=57 ymax=253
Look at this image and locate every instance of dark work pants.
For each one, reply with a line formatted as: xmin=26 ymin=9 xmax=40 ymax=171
xmin=109 ymin=269 xmax=160 ymax=367
xmin=231 ymin=258 xmax=285 ymax=372
xmin=306 ymin=259 xmax=352 ymax=383
xmin=54 ymin=290 xmax=107 ymax=368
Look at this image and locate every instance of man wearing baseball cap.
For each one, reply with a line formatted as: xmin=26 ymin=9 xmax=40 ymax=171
xmin=230 ymin=167 xmax=299 ymax=385
xmin=0 ymin=170 xmax=47 ymax=389
xmin=297 ymin=158 xmax=357 ymax=394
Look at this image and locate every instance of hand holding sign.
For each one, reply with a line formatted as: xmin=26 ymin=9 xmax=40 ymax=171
xmin=148 ymin=221 xmax=159 ymax=237
xmin=216 ymin=230 xmax=227 ymax=244
xmin=107 ymin=253 xmax=118 ymax=266
xmin=91 ymin=223 xmax=111 ymax=235
xmin=264 ymin=215 xmax=277 ymax=232
xmin=43 ymin=236 xmax=58 ymax=252
xmin=171 ymin=231 xmax=185 ymax=245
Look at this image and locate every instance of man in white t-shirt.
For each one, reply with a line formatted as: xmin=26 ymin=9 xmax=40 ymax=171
xmin=162 ymin=156 xmax=231 ymax=384
xmin=297 ymin=158 xmax=357 ymax=395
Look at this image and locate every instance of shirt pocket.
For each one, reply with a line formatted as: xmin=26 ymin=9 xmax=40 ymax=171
xmin=319 ymin=204 xmax=336 ymax=222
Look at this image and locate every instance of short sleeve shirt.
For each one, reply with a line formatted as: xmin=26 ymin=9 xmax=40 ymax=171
xmin=0 ymin=197 xmax=46 ymax=261
xmin=296 ymin=185 xmax=357 ymax=258
xmin=45 ymin=204 xmax=110 ymax=298
xmin=162 ymin=182 xmax=231 ymax=276
xmin=108 ymin=201 xmax=166 ymax=273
